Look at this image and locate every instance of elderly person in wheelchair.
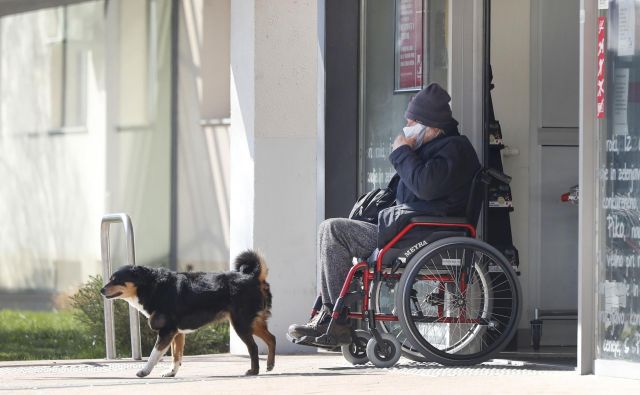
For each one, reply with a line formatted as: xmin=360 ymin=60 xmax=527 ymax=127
xmin=288 ymin=83 xmax=482 ymax=347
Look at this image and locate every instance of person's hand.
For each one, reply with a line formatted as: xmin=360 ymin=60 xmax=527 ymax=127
xmin=392 ymin=133 xmax=416 ymax=151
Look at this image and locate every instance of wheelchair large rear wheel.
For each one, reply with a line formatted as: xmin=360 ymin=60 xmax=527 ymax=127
xmin=395 ymin=237 xmax=521 ymax=365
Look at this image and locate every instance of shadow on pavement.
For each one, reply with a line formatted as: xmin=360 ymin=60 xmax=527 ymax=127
xmin=320 ymin=360 xmax=575 ymax=372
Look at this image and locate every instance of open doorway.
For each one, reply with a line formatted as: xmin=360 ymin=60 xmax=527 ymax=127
xmin=490 ymin=0 xmax=580 ymax=358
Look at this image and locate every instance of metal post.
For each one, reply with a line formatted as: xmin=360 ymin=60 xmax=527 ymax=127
xmin=101 ymin=213 xmax=142 ymax=360
xmin=169 ymin=0 xmax=179 ymax=271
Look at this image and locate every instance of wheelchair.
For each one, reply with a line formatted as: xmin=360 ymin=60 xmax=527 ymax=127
xmin=288 ymin=167 xmax=522 ymax=368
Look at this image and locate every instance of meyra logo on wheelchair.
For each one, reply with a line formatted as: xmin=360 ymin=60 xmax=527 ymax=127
xmin=287 ymin=168 xmax=522 ymax=368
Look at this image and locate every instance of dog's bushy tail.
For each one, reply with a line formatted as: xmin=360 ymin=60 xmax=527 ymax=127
xmin=233 ymin=250 xmax=268 ymax=282
xmin=233 ymin=250 xmax=272 ymax=313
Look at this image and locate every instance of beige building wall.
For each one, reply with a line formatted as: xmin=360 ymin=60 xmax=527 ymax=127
xmin=177 ymin=0 xmax=231 ymax=273
xmin=0 ymin=5 xmax=106 ymax=295
xmin=0 ymin=0 xmax=174 ymax=305
xmin=104 ymin=0 xmax=173 ymax=269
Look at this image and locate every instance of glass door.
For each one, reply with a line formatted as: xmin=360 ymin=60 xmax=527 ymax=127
xmin=359 ymin=0 xmax=450 ymax=193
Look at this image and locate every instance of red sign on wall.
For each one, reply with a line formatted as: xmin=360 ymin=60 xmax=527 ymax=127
xmin=395 ymin=0 xmax=424 ymax=91
xmin=597 ymin=16 xmax=606 ymax=119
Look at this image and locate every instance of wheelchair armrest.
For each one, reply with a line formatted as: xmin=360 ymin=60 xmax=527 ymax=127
xmin=409 ymin=216 xmax=470 ymax=225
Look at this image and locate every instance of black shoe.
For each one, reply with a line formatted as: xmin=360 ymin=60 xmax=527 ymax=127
xmin=312 ymin=321 xmax=352 ymax=346
xmin=289 ymin=304 xmax=354 ymax=346
xmin=288 ymin=306 xmax=331 ymax=339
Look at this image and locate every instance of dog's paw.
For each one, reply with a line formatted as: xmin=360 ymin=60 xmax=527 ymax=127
xmin=161 ymin=370 xmax=177 ymax=378
xmin=267 ymin=363 xmax=274 ymax=371
xmin=245 ymin=368 xmax=259 ymax=376
xmin=136 ymin=369 xmax=151 ymax=378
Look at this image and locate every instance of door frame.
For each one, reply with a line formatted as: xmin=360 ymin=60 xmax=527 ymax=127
xmin=577 ymin=0 xmax=596 ymax=376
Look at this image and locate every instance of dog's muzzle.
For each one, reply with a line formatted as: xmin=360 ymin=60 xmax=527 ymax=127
xmin=100 ymin=286 xmax=122 ymax=299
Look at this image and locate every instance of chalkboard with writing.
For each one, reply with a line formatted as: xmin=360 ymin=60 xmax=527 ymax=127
xmin=597 ymin=1 xmax=640 ymax=363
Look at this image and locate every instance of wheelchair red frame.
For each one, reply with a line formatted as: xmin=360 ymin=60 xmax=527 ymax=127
xmin=312 ymin=220 xmax=479 ymax=334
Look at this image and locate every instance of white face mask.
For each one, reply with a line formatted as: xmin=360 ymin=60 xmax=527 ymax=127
xmin=402 ymin=123 xmax=426 ymax=139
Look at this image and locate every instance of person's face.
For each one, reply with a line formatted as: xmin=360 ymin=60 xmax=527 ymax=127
xmin=405 ymin=119 xmax=418 ymax=127
xmin=423 ymin=127 xmax=442 ymax=144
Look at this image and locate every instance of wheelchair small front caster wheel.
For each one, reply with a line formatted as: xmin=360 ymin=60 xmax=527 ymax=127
xmin=342 ymin=329 xmax=371 ymax=365
xmin=366 ymin=333 xmax=401 ymax=368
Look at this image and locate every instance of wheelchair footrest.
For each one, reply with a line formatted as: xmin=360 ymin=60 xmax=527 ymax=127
xmin=312 ymin=333 xmax=348 ymax=347
xmin=286 ymin=333 xmax=338 ymax=350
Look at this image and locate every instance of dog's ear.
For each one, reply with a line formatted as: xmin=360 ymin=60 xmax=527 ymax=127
xmin=132 ymin=265 xmax=147 ymax=274
xmin=128 ymin=265 xmax=150 ymax=281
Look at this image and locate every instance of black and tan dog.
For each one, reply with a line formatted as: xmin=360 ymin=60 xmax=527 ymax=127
xmin=100 ymin=250 xmax=275 ymax=377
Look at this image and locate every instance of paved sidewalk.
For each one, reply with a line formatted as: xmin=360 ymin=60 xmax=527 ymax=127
xmin=0 ymin=353 xmax=638 ymax=394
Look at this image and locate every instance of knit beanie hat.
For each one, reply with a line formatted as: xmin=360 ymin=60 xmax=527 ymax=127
xmin=404 ymin=83 xmax=459 ymax=131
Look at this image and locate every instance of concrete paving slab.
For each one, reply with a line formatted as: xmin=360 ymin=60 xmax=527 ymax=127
xmin=0 ymin=353 xmax=637 ymax=394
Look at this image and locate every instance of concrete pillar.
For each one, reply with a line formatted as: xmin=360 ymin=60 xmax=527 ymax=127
xmin=229 ymin=0 xmax=322 ymax=354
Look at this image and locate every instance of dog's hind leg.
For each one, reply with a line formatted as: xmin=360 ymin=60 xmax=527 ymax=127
xmin=162 ymin=333 xmax=185 ymax=378
xmin=252 ymin=317 xmax=276 ymax=371
xmin=231 ymin=317 xmax=260 ymax=376
xmin=137 ymin=329 xmax=177 ymax=378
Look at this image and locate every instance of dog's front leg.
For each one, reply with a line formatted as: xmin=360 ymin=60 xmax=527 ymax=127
xmin=137 ymin=329 xmax=176 ymax=378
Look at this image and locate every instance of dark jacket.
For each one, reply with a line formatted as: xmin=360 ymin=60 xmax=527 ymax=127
xmin=377 ymin=128 xmax=481 ymax=246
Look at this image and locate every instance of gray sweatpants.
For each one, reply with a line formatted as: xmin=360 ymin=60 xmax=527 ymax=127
xmin=317 ymin=218 xmax=377 ymax=305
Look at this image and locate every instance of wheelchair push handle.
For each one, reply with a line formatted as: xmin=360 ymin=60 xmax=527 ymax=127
xmin=485 ymin=168 xmax=511 ymax=185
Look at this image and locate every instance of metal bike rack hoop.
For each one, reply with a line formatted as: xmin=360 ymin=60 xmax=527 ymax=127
xmin=101 ymin=213 xmax=142 ymax=360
